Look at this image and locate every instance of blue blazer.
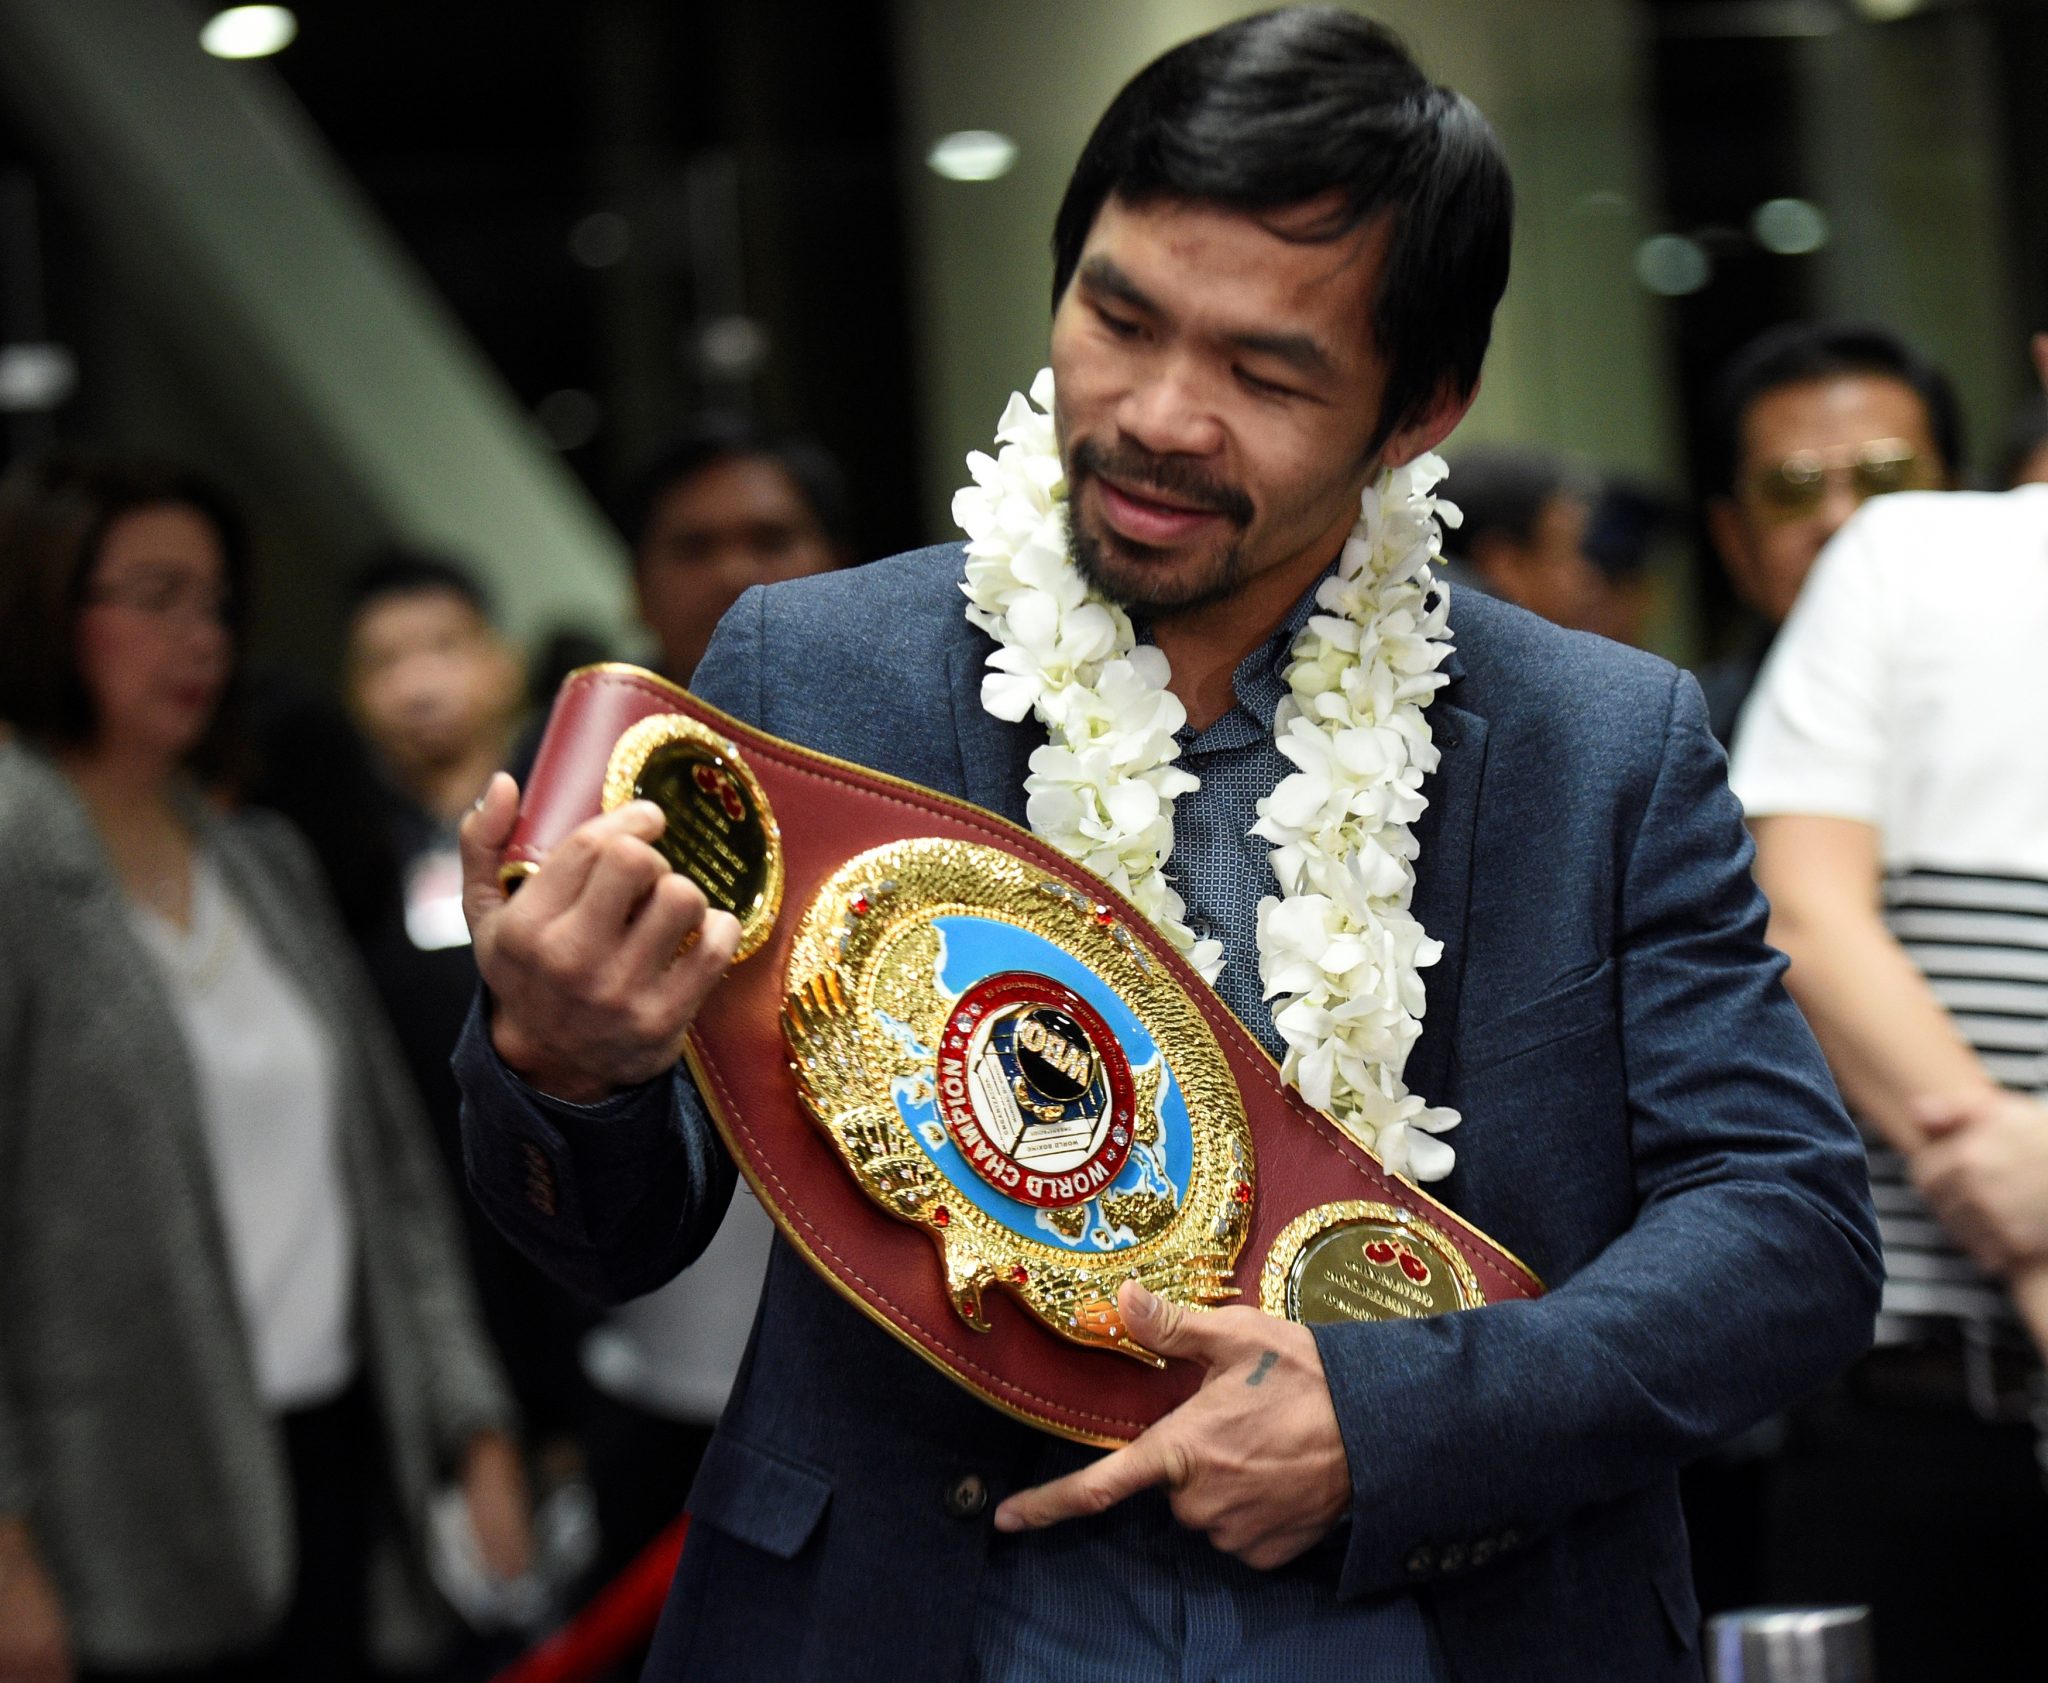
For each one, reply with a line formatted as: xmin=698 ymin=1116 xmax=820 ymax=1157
xmin=459 ymin=545 xmax=1880 ymax=1683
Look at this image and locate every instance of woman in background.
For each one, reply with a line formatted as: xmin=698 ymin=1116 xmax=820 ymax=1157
xmin=0 ymin=452 xmax=528 ymax=1682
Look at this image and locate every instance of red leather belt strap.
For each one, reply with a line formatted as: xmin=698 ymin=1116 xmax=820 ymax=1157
xmin=507 ymin=664 xmax=1541 ymax=1444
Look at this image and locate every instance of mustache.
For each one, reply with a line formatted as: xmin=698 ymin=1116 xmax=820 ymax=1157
xmin=1068 ymin=439 xmax=1254 ymax=528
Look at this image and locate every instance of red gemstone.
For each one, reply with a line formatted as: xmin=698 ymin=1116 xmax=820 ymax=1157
xmin=932 ymin=1206 xmax=951 ymax=1227
xmin=1233 ymin=1182 xmax=1253 ymax=1205
xmin=1008 ymin=1265 xmax=1030 ymax=1285
xmin=1093 ymin=904 xmax=1115 ymax=926
xmin=850 ymin=894 xmax=871 ymax=916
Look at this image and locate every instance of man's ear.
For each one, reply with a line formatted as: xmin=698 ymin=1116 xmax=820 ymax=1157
xmin=1380 ymin=378 xmax=1482 ymax=471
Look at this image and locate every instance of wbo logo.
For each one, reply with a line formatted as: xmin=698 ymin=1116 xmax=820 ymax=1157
xmin=933 ymin=971 xmax=1138 ymax=1210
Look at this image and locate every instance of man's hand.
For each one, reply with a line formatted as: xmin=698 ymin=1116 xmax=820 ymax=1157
xmin=1910 ymin=1090 xmax=2048 ymax=1275
xmin=0 ymin=1520 xmax=72 ymax=1683
xmin=460 ymin=772 xmax=741 ymax=1103
xmin=460 ymin=1431 xmax=534 ymax=1583
xmin=2032 ymin=330 xmax=2047 ymax=395
xmin=992 ymin=1280 xmax=1349 ymax=1570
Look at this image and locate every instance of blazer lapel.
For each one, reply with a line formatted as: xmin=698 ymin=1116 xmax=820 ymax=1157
xmin=1404 ymin=684 xmax=1489 ymax=1113
xmin=945 ymin=636 xmax=1038 ymax=827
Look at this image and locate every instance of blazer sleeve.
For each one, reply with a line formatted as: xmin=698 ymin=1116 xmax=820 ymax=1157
xmin=1311 ymin=670 xmax=1883 ymax=1599
xmin=457 ymin=586 xmax=771 ymax=1305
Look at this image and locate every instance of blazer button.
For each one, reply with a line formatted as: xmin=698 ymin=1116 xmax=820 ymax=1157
xmin=943 ymin=1473 xmax=988 ymax=1519
xmin=1404 ymin=1545 xmax=1436 ymax=1577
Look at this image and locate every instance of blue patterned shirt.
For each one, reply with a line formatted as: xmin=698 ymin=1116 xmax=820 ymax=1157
xmin=971 ymin=570 xmax=1448 ymax=1682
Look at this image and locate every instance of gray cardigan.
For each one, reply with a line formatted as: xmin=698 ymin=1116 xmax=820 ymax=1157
xmin=0 ymin=743 xmax=512 ymax=1669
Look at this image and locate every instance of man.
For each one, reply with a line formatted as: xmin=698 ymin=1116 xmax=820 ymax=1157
xmin=1435 ymin=444 xmax=1611 ymax=637
xmin=566 ymin=431 xmax=850 ymax=1619
xmin=455 ymin=12 xmax=1878 ymax=1681
xmin=344 ymin=554 xmax=588 ymax=1527
xmin=1696 ymin=321 xmax=1961 ymax=742
xmin=1730 ymin=339 xmax=2048 ymax=1673
xmin=616 ymin=423 xmax=851 ymax=682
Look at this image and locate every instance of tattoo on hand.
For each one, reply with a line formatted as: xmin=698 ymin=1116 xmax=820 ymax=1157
xmin=1246 ymin=1350 xmax=1279 ymax=1387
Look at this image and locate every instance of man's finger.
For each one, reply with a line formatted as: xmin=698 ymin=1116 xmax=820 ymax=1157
xmin=459 ymin=772 xmax=522 ymax=923
xmin=503 ymin=801 xmax=665 ymax=923
xmin=993 ymin=1430 xmax=1187 ymax=1533
xmin=569 ymin=829 xmax=675 ymax=944
xmin=613 ymin=871 xmax=713 ymax=978
xmin=664 ymin=908 xmax=743 ymax=1006
xmin=1117 ymin=1279 xmax=1269 ymax=1372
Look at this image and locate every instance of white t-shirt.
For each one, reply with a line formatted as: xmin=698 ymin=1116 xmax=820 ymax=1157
xmin=133 ymin=851 xmax=358 ymax=1409
xmin=1732 ymin=485 xmax=2048 ymax=1339
xmin=1731 ymin=485 xmax=2048 ymax=875
xmin=581 ymin=1185 xmax=776 ymax=1421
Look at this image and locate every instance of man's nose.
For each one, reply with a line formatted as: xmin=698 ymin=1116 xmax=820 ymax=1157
xmin=1115 ymin=361 xmax=1225 ymax=459
xmin=1816 ymin=480 xmax=1862 ymax=539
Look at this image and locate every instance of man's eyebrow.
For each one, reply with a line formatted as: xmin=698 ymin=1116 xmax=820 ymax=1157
xmin=1226 ymin=329 xmax=1337 ymax=381
xmin=1075 ymin=256 xmax=1157 ymax=314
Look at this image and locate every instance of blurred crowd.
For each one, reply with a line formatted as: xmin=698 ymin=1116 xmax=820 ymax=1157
xmin=1 ymin=317 xmax=2046 ymax=1682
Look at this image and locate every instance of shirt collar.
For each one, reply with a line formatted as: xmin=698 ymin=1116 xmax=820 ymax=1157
xmin=1165 ymin=560 xmax=1337 ymax=756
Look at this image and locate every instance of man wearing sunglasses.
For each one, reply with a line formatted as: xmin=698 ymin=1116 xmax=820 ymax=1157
xmin=1721 ymin=332 xmax=2048 ymax=1674
xmin=1697 ymin=322 xmax=1961 ymax=743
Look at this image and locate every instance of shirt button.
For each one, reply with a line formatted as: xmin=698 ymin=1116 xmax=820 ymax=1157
xmin=1404 ymin=1544 xmax=1436 ymax=1576
xmin=943 ymin=1473 xmax=988 ymax=1519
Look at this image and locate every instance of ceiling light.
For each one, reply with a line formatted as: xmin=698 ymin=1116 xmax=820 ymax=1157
xmin=927 ymin=131 xmax=1018 ymax=183
xmin=569 ymin=211 xmax=633 ymax=269
xmin=0 ymin=343 xmax=78 ymax=413
xmin=200 ymin=7 xmax=298 ymax=60
xmin=1751 ymin=198 xmax=1830 ymax=255
xmin=1634 ymin=234 xmax=1712 ymax=297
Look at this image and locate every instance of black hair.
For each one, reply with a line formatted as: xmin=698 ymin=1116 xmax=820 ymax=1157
xmin=0 ymin=448 xmax=251 ymax=760
xmin=1584 ymin=481 xmax=1677 ymax=584
xmin=1708 ymin=321 xmax=1964 ymax=495
xmin=346 ymin=545 xmax=494 ymax=624
xmin=1050 ymin=6 xmax=1513 ymax=452
xmin=1442 ymin=445 xmax=1592 ymax=556
xmin=1998 ymin=395 xmax=2048 ymax=490
xmin=612 ymin=420 xmax=851 ymax=559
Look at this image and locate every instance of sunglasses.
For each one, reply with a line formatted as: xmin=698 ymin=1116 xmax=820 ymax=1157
xmin=1745 ymin=438 xmax=1939 ymax=523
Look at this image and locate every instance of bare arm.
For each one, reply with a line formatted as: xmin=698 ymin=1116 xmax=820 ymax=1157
xmin=1751 ymin=812 xmax=2048 ymax=1346
xmin=1748 ymin=813 xmax=1996 ymax=1148
xmin=0 ymin=1519 xmax=71 ymax=1683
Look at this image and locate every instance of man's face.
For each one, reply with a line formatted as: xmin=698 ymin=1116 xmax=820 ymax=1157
xmin=1049 ymin=195 xmax=1446 ymax=618
xmin=1476 ymin=493 xmax=1604 ymax=634
xmin=347 ymin=588 xmax=517 ymax=782
xmin=1710 ymin=373 xmax=1944 ymax=626
xmin=635 ymin=455 xmax=840 ymax=680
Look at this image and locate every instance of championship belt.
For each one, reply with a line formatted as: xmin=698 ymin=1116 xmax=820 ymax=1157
xmin=506 ymin=664 xmax=1543 ymax=1445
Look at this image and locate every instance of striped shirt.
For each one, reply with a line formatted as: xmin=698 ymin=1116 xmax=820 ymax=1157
xmin=1872 ymin=868 xmax=2048 ymax=1335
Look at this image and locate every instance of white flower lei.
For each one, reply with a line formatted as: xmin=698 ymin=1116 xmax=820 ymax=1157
xmin=952 ymin=370 xmax=1464 ymax=1181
